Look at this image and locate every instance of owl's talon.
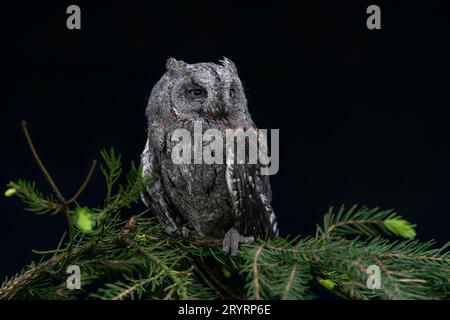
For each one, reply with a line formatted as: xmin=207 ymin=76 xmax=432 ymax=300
xmin=239 ymin=236 xmax=254 ymax=244
xmin=181 ymin=226 xmax=190 ymax=238
xmin=164 ymin=225 xmax=177 ymax=235
xmin=222 ymin=228 xmax=253 ymax=256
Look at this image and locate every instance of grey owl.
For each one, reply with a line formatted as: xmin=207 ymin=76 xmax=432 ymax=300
xmin=141 ymin=57 xmax=278 ymax=255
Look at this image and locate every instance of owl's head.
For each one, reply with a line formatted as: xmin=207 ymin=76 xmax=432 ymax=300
xmin=147 ymin=57 xmax=251 ymax=127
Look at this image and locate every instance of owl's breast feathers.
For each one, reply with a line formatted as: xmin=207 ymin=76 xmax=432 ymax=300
xmin=141 ymin=135 xmax=278 ymax=239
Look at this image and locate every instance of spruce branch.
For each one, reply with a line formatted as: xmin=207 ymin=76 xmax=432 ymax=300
xmin=320 ymin=205 xmax=417 ymax=239
xmin=6 ymin=180 xmax=61 ymax=214
xmin=2 ymin=123 xmax=449 ymax=300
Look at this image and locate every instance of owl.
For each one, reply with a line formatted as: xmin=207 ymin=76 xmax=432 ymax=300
xmin=141 ymin=57 xmax=278 ymax=255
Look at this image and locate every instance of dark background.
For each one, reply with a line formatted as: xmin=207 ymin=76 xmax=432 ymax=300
xmin=1 ymin=1 xmax=449 ymax=282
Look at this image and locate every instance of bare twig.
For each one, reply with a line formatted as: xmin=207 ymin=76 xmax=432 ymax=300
xmin=67 ymin=159 xmax=97 ymax=204
xmin=105 ymin=169 xmax=114 ymax=206
xmin=21 ymin=121 xmax=66 ymax=204
xmin=20 ymin=121 xmax=98 ymax=269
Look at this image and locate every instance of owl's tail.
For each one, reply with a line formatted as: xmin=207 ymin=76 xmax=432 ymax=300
xmin=191 ymin=256 xmax=245 ymax=299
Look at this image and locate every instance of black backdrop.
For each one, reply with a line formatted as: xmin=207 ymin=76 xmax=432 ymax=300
xmin=2 ymin=1 xmax=449 ymax=281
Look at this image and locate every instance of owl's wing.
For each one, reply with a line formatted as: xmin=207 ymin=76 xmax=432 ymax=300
xmin=226 ymin=162 xmax=278 ymax=239
xmin=141 ymin=139 xmax=182 ymax=234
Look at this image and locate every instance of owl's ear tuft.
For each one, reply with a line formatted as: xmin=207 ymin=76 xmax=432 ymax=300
xmin=165 ymin=58 xmax=186 ymax=73
xmin=220 ymin=57 xmax=237 ymax=73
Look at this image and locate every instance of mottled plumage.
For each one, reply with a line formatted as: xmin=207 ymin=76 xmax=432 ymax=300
xmin=141 ymin=58 xmax=278 ymax=255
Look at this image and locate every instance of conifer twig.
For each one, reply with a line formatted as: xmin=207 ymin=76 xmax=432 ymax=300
xmin=252 ymin=245 xmax=264 ymax=300
xmin=326 ymin=220 xmax=384 ymax=236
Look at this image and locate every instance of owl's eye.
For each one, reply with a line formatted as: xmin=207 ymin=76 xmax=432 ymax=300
xmin=229 ymin=88 xmax=236 ymax=98
xmin=187 ymin=88 xmax=206 ymax=99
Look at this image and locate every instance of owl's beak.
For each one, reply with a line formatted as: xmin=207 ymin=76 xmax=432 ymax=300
xmin=218 ymin=103 xmax=232 ymax=116
xmin=205 ymin=102 xmax=231 ymax=120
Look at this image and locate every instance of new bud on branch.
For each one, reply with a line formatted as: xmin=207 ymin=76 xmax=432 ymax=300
xmin=4 ymin=188 xmax=17 ymax=197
